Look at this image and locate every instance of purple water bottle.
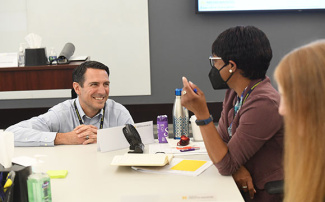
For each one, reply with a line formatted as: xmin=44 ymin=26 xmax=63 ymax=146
xmin=157 ymin=115 xmax=168 ymax=143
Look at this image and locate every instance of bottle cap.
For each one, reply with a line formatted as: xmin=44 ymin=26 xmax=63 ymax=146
xmin=175 ymin=88 xmax=182 ymax=96
xmin=157 ymin=115 xmax=168 ymax=122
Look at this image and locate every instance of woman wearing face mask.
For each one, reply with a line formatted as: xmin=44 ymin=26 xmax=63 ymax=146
xmin=274 ymin=40 xmax=325 ymax=202
xmin=181 ymin=26 xmax=284 ymax=202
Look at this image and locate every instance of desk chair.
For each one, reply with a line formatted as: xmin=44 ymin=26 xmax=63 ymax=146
xmin=71 ymin=89 xmax=77 ymax=99
xmin=265 ymin=180 xmax=284 ymax=195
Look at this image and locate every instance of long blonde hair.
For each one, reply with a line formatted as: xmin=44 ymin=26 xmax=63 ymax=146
xmin=274 ymin=40 xmax=325 ymax=202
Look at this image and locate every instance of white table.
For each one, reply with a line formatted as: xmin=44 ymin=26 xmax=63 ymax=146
xmin=14 ymin=144 xmax=244 ymax=202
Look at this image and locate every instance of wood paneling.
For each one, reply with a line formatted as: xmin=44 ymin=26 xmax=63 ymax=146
xmin=0 ymin=62 xmax=82 ymax=91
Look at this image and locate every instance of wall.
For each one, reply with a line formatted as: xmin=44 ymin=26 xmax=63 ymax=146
xmin=1 ymin=0 xmax=325 ymax=109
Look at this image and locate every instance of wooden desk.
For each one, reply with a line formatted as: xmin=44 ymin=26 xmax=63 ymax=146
xmin=0 ymin=62 xmax=82 ymax=91
xmin=14 ymin=144 xmax=244 ymax=202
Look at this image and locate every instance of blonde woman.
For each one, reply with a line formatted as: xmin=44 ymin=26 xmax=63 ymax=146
xmin=274 ymin=40 xmax=325 ymax=202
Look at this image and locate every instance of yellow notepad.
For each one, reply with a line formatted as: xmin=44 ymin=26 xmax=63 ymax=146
xmin=171 ymin=160 xmax=207 ymax=172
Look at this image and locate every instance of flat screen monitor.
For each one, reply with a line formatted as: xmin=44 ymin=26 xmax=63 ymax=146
xmin=196 ymin=0 xmax=325 ymax=13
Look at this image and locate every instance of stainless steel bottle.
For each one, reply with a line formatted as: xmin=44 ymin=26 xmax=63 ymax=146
xmin=172 ymin=88 xmax=189 ymax=139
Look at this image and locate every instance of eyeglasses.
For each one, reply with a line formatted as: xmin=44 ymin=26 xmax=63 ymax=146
xmin=209 ymin=56 xmax=222 ymax=68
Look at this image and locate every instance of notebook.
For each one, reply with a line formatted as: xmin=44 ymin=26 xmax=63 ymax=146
xmin=111 ymin=154 xmax=173 ymax=166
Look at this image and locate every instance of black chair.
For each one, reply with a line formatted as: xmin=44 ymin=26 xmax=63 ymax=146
xmin=71 ymin=89 xmax=77 ymax=99
xmin=265 ymin=180 xmax=284 ymax=195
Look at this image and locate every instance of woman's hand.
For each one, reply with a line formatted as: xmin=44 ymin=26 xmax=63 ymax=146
xmin=232 ymin=166 xmax=256 ymax=199
xmin=181 ymin=77 xmax=210 ymax=119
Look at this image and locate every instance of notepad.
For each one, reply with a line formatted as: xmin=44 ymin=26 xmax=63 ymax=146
xmin=171 ymin=160 xmax=207 ymax=172
xmin=47 ymin=170 xmax=68 ymax=179
xmin=111 ymin=154 xmax=173 ymax=166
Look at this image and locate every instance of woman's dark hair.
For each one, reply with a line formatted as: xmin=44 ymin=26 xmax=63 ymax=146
xmin=212 ymin=26 xmax=272 ymax=79
xmin=72 ymin=61 xmax=110 ymax=87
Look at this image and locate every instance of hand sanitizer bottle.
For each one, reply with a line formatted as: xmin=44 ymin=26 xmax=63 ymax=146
xmin=27 ymin=157 xmax=52 ymax=202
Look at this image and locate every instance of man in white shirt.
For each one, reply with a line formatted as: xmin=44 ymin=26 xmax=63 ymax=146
xmin=6 ymin=61 xmax=134 ymax=147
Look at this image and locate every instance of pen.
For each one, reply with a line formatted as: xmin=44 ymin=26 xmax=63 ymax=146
xmin=176 ymin=146 xmax=200 ymax=150
xmin=180 ymin=148 xmax=200 ymax=152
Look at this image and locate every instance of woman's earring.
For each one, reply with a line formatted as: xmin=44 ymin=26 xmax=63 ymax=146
xmin=229 ymin=69 xmax=233 ymax=73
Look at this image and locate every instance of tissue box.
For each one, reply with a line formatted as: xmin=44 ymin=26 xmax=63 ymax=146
xmin=25 ymin=48 xmax=48 ymax=66
xmin=0 ymin=164 xmax=32 ymax=202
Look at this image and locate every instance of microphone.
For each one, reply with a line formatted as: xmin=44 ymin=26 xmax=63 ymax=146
xmin=58 ymin=42 xmax=75 ymax=64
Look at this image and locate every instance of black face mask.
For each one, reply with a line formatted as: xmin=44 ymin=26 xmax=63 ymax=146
xmin=208 ymin=64 xmax=233 ymax=90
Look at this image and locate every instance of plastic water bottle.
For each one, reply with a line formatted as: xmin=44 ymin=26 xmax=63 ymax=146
xmin=18 ymin=43 xmax=25 ymax=67
xmin=172 ymin=88 xmax=189 ymax=139
xmin=48 ymin=47 xmax=57 ymax=64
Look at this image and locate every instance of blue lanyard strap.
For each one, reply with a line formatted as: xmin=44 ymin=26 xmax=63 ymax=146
xmin=74 ymin=100 xmax=106 ymax=129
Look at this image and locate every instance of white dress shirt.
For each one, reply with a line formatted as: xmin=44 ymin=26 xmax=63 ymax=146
xmin=6 ymin=98 xmax=134 ymax=147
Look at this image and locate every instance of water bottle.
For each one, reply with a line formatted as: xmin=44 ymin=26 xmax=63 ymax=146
xmin=172 ymin=88 xmax=189 ymax=139
xmin=18 ymin=43 xmax=25 ymax=67
xmin=48 ymin=47 xmax=57 ymax=64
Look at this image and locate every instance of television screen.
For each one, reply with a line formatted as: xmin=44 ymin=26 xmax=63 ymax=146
xmin=196 ymin=0 xmax=325 ymax=13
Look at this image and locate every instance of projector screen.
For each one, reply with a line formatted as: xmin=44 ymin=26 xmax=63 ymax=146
xmin=196 ymin=0 xmax=325 ymax=13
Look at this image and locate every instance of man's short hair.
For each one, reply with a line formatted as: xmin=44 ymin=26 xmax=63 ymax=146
xmin=212 ymin=26 xmax=272 ymax=80
xmin=72 ymin=61 xmax=110 ymax=87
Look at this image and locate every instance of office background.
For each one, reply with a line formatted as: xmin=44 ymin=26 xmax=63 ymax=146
xmin=1 ymin=0 xmax=325 ymax=127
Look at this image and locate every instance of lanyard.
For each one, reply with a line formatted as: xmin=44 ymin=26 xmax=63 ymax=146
xmin=74 ymin=100 xmax=106 ymax=129
xmin=228 ymin=79 xmax=263 ymax=138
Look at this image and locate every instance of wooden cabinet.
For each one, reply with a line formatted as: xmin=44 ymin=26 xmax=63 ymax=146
xmin=0 ymin=62 xmax=82 ymax=91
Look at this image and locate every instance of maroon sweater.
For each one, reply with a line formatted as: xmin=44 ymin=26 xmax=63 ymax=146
xmin=215 ymin=77 xmax=284 ymax=201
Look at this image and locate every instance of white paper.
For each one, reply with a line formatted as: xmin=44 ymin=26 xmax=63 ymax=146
xmin=25 ymin=33 xmax=42 ymax=48
xmin=0 ymin=131 xmax=14 ymax=168
xmin=12 ymin=156 xmax=40 ymax=167
xmin=97 ymin=121 xmax=155 ymax=152
xmin=132 ymin=158 xmax=213 ymax=176
xmin=69 ymin=56 xmax=88 ymax=61
xmin=0 ymin=52 xmax=18 ymax=67
xmin=149 ymin=141 xmax=207 ymax=156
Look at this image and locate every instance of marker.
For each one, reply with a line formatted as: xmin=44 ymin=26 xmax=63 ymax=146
xmin=176 ymin=146 xmax=200 ymax=150
xmin=180 ymin=148 xmax=200 ymax=152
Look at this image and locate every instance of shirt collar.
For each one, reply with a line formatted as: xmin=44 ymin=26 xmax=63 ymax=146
xmin=75 ymin=97 xmax=104 ymax=120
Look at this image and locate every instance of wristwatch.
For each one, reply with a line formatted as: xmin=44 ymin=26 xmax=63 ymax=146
xmin=195 ymin=115 xmax=213 ymax=126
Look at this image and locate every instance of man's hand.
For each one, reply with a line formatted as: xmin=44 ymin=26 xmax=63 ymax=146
xmin=54 ymin=125 xmax=98 ymax=145
xmin=232 ymin=166 xmax=256 ymax=199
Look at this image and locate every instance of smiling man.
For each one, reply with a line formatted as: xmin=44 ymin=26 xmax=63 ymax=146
xmin=6 ymin=61 xmax=134 ymax=147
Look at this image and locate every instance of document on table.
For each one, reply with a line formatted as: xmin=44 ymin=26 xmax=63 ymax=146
xmin=149 ymin=139 xmax=207 ymax=156
xmin=0 ymin=53 xmax=18 ymax=67
xmin=97 ymin=121 xmax=155 ymax=152
xmin=131 ymin=158 xmax=213 ymax=176
xmin=111 ymin=154 xmax=173 ymax=166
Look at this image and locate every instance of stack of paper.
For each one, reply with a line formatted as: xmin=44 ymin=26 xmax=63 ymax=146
xmin=111 ymin=154 xmax=173 ymax=166
xmin=132 ymin=158 xmax=213 ymax=177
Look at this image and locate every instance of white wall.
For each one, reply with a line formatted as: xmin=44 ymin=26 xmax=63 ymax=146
xmin=0 ymin=0 xmax=151 ymax=97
